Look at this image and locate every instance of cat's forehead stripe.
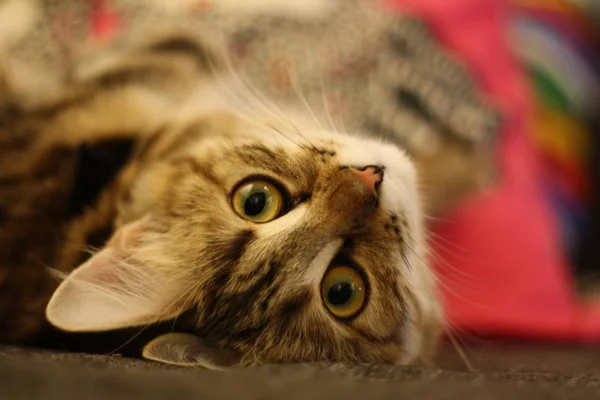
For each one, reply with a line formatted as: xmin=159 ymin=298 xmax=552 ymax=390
xmin=234 ymin=144 xmax=300 ymax=178
xmin=173 ymin=156 xmax=220 ymax=187
xmin=146 ymin=35 xmax=215 ymax=71
xmin=153 ymin=122 xmax=207 ymax=161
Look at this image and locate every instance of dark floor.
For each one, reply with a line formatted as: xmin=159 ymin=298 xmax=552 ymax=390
xmin=2 ymin=341 xmax=600 ymax=400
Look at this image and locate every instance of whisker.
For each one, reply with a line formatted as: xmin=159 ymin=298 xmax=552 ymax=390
xmin=404 ymin=242 xmax=483 ymax=306
xmin=105 ymin=324 xmax=153 ymax=356
xmin=203 ymin=42 xmax=285 ymax=133
xmin=207 ymin=42 xmax=319 ymax=152
xmin=447 ymin=328 xmax=475 ymax=372
xmin=405 ymin=238 xmax=476 ymax=284
xmin=425 ymin=245 xmax=478 ymax=282
xmin=401 ymin=251 xmax=412 ymax=273
xmin=285 ymin=69 xmax=321 ymax=150
xmin=392 ymin=213 xmax=477 ymax=284
xmin=444 ymin=320 xmax=485 ymax=345
xmin=318 ymin=72 xmax=340 ymax=135
xmin=289 ymin=68 xmax=323 ymax=133
xmin=106 ymin=281 xmax=198 ymax=356
xmin=424 ymin=227 xmax=469 ymax=253
xmin=423 ymin=213 xmax=458 ymax=224
xmin=46 ymin=267 xmax=69 ymax=281
xmin=267 ymin=123 xmax=310 ymax=150
xmin=219 ymin=53 xmax=303 ymax=135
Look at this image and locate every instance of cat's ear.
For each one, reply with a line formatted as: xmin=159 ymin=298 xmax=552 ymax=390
xmin=142 ymin=333 xmax=242 ymax=370
xmin=46 ymin=217 xmax=176 ymax=332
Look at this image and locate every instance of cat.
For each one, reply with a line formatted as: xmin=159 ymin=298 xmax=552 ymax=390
xmin=0 ymin=18 xmax=441 ymax=368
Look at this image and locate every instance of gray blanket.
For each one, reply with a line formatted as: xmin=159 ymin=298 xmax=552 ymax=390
xmin=3 ymin=343 xmax=600 ymax=399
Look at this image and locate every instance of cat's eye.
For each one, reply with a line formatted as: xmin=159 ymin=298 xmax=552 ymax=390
xmin=321 ymin=266 xmax=367 ymax=319
xmin=231 ymin=179 xmax=284 ymax=223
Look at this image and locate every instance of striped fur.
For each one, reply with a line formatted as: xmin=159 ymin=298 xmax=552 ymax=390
xmin=0 ymin=28 xmax=441 ymax=366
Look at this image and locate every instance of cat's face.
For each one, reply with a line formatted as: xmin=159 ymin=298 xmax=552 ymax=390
xmin=46 ymin=110 xmax=441 ymax=367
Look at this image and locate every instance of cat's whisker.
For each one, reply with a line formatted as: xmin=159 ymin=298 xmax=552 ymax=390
xmin=421 ymin=235 xmax=478 ymax=280
xmin=260 ymin=70 xmax=318 ymax=150
xmin=446 ymin=326 xmax=475 ymax=372
xmin=318 ymin=71 xmax=341 ymax=135
xmin=207 ymin=73 xmax=299 ymax=149
xmin=423 ymin=214 xmax=457 ymax=224
xmin=106 ymin=280 xmax=198 ymax=356
xmin=403 ymin=241 xmax=482 ymax=305
xmin=213 ymin=43 xmax=316 ymax=151
xmin=105 ymin=324 xmax=152 ymax=356
xmin=337 ymin=100 xmax=351 ymax=136
xmin=211 ymin=69 xmax=313 ymax=151
xmin=383 ymin=201 xmax=476 ymax=284
xmin=218 ymin=50 xmax=301 ymax=132
xmin=215 ymin=45 xmax=322 ymax=152
xmin=204 ymin=44 xmax=285 ymax=137
xmin=442 ymin=312 xmax=489 ymax=371
xmin=170 ymin=314 xmax=179 ymax=333
xmin=56 ymin=239 xmax=102 ymax=255
xmin=289 ymin=70 xmax=325 ymax=145
xmin=444 ymin=318 xmax=484 ymax=345
xmin=431 ymin=277 xmax=483 ymax=309
xmin=380 ymin=181 xmax=477 ymax=289
xmin=428 ymin=232 xmax=476 ymax=280
xmin=214 ymin=44 xmax=272 ymax=111
xmin=211 ymin=73 xmax=268 ymax=125
xmin=79 ymin=244 xmax=102 ymax=256
xmin=427 ymin=248 xmax=479 ymax=284
xmin=44 ymin=266 xmax=69 ymax=281
xmin=420 ymin=255 xmax=478 ymax=297
xmin=422 ymin=247 xmax=480 ymax=288
xmin=400 ymin=300 xmax=476 ymax=372
xmin=401 ymin=251 xmax=412 ymax=273
xmin=400 ymin=250 xmax=479 ymax=372
xmin=267 ymin=123 xmax=308 ymax=150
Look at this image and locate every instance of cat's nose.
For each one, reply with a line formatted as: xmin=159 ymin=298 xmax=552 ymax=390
xmin=349 ymin=166 xmax=384 ymax=196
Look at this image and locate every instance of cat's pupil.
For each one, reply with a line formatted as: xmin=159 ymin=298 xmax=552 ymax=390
xmin=244 ymin=192 xmax=267 ymax=216
xmin=327 ymin=282 xmax=354 ymax=306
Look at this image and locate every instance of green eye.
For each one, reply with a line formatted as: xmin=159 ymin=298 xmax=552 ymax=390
xmin=321 ymin=266 xmax=367 ymax=319
xmin=232 ymin=180 xmax=284 ymax=223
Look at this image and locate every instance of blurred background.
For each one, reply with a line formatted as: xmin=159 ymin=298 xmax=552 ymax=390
xmin=510 ymin=0 xmax=600 ymax=280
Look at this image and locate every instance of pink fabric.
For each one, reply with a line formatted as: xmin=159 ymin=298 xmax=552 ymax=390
xmin=384 ymin=0 xmax=600 ymax=341
xmin=90 ymin=0 xmax=120 ymax=41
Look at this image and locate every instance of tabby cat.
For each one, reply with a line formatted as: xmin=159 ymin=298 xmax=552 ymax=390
xmin=0 ymin=21 xmax=441 ymax=367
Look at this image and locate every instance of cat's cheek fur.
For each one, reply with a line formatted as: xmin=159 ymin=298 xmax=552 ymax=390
xmin=45 ymin=217 xmax=179 ymax=332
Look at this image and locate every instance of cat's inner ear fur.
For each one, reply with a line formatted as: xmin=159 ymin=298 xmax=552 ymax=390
xmin=46 ymin=217 xmax=177 ymax=332
xmin=142 ymin=333 xmax=242 ymax=369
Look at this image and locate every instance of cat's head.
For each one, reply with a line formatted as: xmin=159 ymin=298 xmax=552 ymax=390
xmin=46 ymin=107 xmax=441 ymax=368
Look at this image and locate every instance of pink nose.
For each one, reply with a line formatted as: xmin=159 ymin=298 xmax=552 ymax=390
xmin=349 ymin=166 xmax=383 ymax=196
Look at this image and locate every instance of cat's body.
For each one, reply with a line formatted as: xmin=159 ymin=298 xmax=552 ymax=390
xmin=0 ymin=24 xmax=441 ymax=367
